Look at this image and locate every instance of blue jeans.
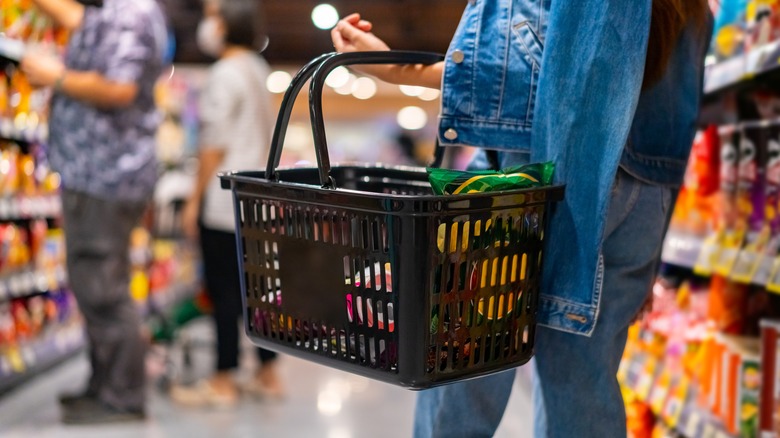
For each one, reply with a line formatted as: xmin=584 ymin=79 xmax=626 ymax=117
xmin=414 ymin=153 xmax=674 ymax=437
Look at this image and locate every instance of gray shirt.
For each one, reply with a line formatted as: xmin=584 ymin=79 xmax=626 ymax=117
xmin=48 ymin=0 xmax=167 ymax=201
xmin=199 ymin=52 xmax=274 ymax=232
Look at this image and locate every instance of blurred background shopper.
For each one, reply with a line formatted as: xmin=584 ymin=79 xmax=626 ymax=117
xmin=173 ymin=0 xmax=283 ymax=407
xmin=20 ymin=0 xmax=167 ymax=425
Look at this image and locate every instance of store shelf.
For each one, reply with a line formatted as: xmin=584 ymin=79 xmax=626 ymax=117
xmin=0 ymin=194 xmax=61 ymax=221
xmin=0 ymin=266 xmax=67 ymax=302
xmin=621 ymin=351 xmax=736 ymax=438
xmin=704 ymin=40 xmax=780 ymax=97
xmin=661 ymin=230 xmax=778 ymax=287
xmin=0 ymin=320 xmax=84 ymax=395
xmin=661 ymin=231 xmax=702 ymax=270
xmin=0 ymin=118 xmax=47 ymax=145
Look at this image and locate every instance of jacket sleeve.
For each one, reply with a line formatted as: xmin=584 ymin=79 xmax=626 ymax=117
xmin=529 ymin=0 xmax=652 ymax=333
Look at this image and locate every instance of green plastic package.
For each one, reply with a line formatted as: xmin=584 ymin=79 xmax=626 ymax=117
xmin=427 ymin=162 xmax=555 ymax=195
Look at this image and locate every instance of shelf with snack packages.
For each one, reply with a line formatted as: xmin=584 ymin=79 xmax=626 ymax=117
xmin=0 ymin=299 xmax=83 ymax=394
xmin=0 ymin=1 xmax=74 ymax=394
xmin=129 ymin=227 xmax=200 ymax=318
xmin=0 ymin=0 xmax=69 ymax=145
xmin=660 ymin=120 xmax=780 ymax=293
xmin=620 ymin=275 xmax=771 ymax=438
xmin=705 ymin=0 xmax=780 ymax=97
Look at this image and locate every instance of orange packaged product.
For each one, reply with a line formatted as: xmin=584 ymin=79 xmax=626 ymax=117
xmin=707 ymin=275 xmax=749 ymax=333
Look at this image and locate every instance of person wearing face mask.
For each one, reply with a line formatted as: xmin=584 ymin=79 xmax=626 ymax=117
xmin=18 ymin=0 xmax=166 ymax=425
xmin=172 ymin=0 xmax=282 ymax=407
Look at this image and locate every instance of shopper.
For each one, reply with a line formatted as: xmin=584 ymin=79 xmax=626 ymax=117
xmin=174 ymin=0 xmax=282 ymax=407
xmin=19 ymin=0 xmax=166 ymax=425
xmin=332 ymin=1 xmax=712 ymax=437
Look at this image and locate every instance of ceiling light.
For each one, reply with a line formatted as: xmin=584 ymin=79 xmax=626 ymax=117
xmin=418 ymin=88 xmax=441 ymax=101
xmin=397 ymin=106 xmax=428 ymax=130
xmin=312 ymin=4 xmax=339 ymax=30
xmin=335 ymin=74 xmax=356 ymax=95
xmin=266 ymin=71 xmax=292 ymax=94
xmin=399 ymin=85 xmax=424 ymax=97
xmin=325 ymin=66 xmax=350 ymax=89
xmin=351 ymin=77 xmax=377 ymax=100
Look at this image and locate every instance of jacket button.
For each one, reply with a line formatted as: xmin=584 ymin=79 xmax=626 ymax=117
xmin=444 ymin=128 xmax=458 ymax=140
xmin=451 ymin=50 xmax=465 ymax=64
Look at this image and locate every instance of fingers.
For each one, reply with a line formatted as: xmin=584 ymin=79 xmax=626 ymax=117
xmin=356 ymin=19 xmax=372 ymax=32
xmin=335 ymin=20 xmax=365 ymax=43
xmin=331 ymin=25 xmax=346 ymax=51
xmin=342 ymin=12 xmax=361 ymax=24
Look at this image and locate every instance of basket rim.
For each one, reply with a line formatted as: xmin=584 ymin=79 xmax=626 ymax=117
xmin=219 ymin=164 xmax=565 ymax=203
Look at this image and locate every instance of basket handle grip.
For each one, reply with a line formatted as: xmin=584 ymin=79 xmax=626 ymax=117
xmin=265 ymin=51 xmax=445 ymax=188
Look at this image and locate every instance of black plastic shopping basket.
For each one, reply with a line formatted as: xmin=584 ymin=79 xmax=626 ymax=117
xmin=219 ymin=51 xmax=564 ymax=389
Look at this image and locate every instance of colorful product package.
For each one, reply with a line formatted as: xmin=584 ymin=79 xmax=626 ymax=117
xmin=732 ymin=122 xmax=770 ymax=282
xmin=708 ymin=275 xmax=750 ymax=334
xmin=674 ymin=126 xmax=721 ymax=236
xmin=697 ymin=125 xmax=741 ymax=275
xmin=711 ymin=0 xmax=748 ymax=60
xmin=718 ymin=335 xmax=762 ymax=437
xmin=737 ymin=347 xmax=761 ymax=438
xmin=764 ymin=121 xmax=780 ymax=292
xmin=761 ymin=319 xmax=780 ymax=436
xmin=715 ymin=125 xmax=748 ymax=276
xmin=745 ymin=0 xmax=780 ymax=51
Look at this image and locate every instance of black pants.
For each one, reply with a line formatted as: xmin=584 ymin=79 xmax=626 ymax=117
xmin=199 ymin=224 xmax=277 ymax=370
xmin=62 ymin=190 xmax=147 ymax=412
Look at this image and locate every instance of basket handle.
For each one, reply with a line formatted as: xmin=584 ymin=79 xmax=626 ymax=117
xmin=265 ymin=51 xmax=445 ymax=188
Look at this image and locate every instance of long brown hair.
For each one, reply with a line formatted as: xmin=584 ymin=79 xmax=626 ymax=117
xmin=644 ymin=0 xmax=710 ymax=88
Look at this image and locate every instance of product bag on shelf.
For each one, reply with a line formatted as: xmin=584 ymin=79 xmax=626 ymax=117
xmin=716 ymin=335 xmax=761 ymax=437
xmin=712 ymin=0 xmax=748 ymax=60
xmin=732 ymin=121 xmax=770 ymax=283
xmin=698 ymin=125 xmax=742 ymax=275
xmin=761 ymin=319 xmax=780 ymax=437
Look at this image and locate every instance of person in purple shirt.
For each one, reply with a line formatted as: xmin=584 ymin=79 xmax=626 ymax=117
xmin=20 ymin=0 xmax=166 ymax=424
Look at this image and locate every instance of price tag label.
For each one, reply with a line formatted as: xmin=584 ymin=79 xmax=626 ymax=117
xmin=766 ymin=256 xmax=780 ymax=293
xmin=695 ymin=232 xmax=724 ymax=276
xmin=730 ymin=249 xmax=763 ymax=284
xmin=685 ymin=411 xmax=702 ymax=437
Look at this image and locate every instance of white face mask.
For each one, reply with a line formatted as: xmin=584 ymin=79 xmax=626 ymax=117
xmin=196 ymin=17 xmax=225 ymax=57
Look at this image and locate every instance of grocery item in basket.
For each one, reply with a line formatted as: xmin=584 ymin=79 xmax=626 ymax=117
xmin=426 ymin=162 xmax=554 ymax=195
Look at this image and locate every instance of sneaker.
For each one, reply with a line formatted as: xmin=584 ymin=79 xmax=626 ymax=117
xmin=62 ymin=398 xmax=145 ymax=425
xmin=246 ymin=366 xmax=285 ymax=400
xmin=58 ymin=390 xmax=96 ymax=407
xmin=169 ymin=380 xmax=239 ymax=408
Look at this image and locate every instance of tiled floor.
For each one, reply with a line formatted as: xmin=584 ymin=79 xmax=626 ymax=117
xmin=0 ymin=319 xmax=534 ymax=438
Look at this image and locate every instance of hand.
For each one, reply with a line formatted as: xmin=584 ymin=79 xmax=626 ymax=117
xmin=331 ymin=13 xmax=388 ymax=53
xmin=331 ymin=13 xmax=396 ymax=81
xmin=20 ymin=52 xmax=65 ymax=88
xmin=181 ymin=198 xmax=200 ymax=242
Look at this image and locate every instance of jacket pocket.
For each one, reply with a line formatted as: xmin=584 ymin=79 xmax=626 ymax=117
xmin=505 ymin=21 xmax=544 ymax=126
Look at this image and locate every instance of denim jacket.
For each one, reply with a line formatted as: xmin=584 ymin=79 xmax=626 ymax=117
xmin=439 ymin=0 xmax=711 ymax=335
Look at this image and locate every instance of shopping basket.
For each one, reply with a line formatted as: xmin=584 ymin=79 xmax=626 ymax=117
xmin=220 ymin=51 xmax=564 ymax=389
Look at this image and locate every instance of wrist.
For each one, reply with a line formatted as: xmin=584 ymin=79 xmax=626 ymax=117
xmin=53 ymin=68 xmax=67 ymax=91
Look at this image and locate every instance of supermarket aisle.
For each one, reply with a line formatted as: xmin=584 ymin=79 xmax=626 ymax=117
xmin=0 ymin=319 xmax=534 ymax=438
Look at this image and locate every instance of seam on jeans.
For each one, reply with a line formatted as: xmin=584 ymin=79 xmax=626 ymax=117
xmin=605 ymin=170 xmax=642 ymax=240
xmin=496 ymin=1 xmax=511 ymax=119
xmin=440 ymin=114 xmax=534 ymax=128
xmin=586 ymin=253 xmax=605 ymax=337
xmin=537 ymin=321 xmax=594 ymax=337
xmin=469 ymin=4 xmax=483 ymax=117
xmin=538 ymin=293 xmax=597 ymax=308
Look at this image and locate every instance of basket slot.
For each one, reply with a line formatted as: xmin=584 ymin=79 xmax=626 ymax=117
xmin=426 ymin=209 xmax=544 ymax=378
